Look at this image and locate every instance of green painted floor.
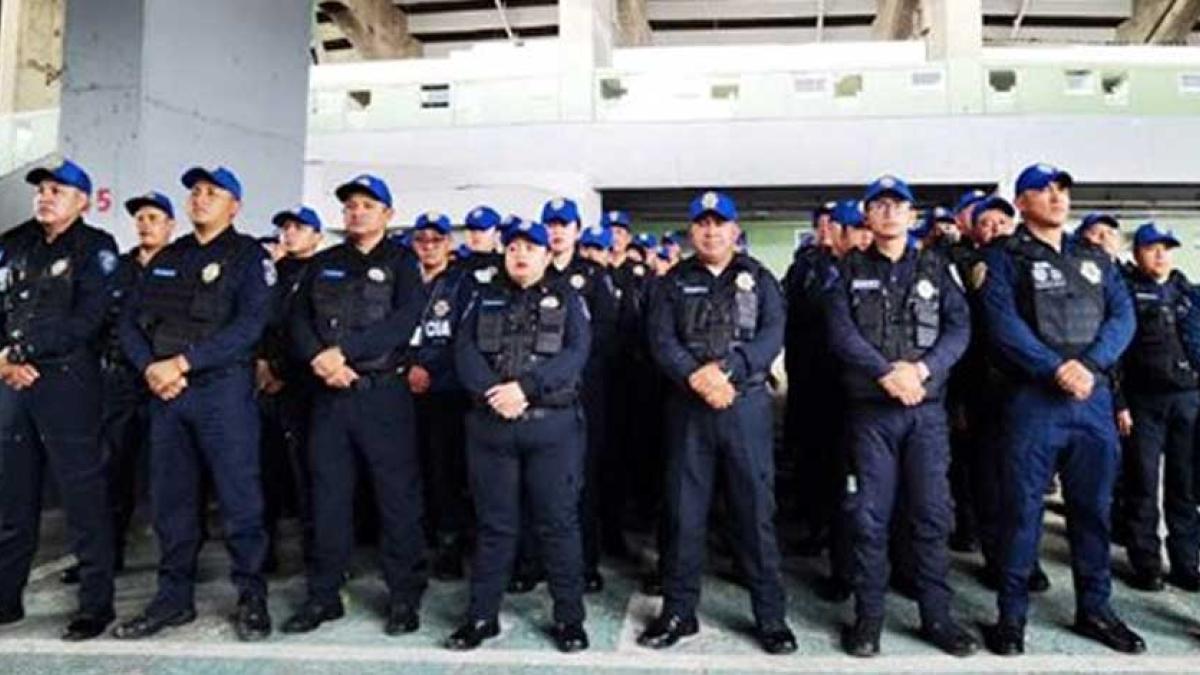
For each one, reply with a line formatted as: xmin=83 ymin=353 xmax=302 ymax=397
xmin=3 ymin=509 xmax=1200 ymax=674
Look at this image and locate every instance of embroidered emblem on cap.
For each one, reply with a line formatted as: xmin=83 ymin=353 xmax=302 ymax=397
xmin=551 ymin=198 xmax=565 ymax=210
xmin=609 ymin=211 xmax=619 ymax=221
xmin=880 ymin=176 xmax=896 ymax=188
xmin=735 ymin=271 xmax=755 ymax=291
xmin=367 ymin=267 xmax=386 ymax=283
xmin=1037 ymin=163 xmax=1055 ymax=174
xmin=701 ymin=192 xmax=719 ymax=209
xmin=519 ymin=222 xmax=532 ymax=232
xmin=357 ymin=176 xmax=372 ymax=186
xmin=425 ymin=211 xmax=439 ymax=222
xmin=472 ymin=208 xmax=482 ymax=219
xmin=201 ymin=262 xmax=221 ymax=284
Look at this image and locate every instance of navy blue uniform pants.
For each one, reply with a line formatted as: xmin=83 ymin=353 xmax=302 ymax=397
xmin=0 ymin=357 xmax=114 ymax=615
xmin=1122 ymin=389 xmax=1200 ymax=574
xmin=147 ymin=367 xmax=267 ymax=613
xmin=100 ymin=365 xmax=150 ymax=561
xmin=466 ymin=406 xmax=585 ymax=624
xmin=414 ymin=389 xmax=470 ymax=547
xmin=661 ymin=387 xmax=786 ymax=627
xmin=998 ymin=385 xmax=1118 ymax=623
xmin=308 ymin=379 xmax=426 ymax=607
xmin=844 ymin=401 xmax=953 ymax=625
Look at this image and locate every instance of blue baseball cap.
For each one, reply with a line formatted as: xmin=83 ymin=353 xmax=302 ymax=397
xmin=414 ymin=211 xmax=452 ymax=234
xmin=181 ymin=166 xmax=242 ymax=201
xmin=1076 ymin=211 xmax=1120 ymax=235
xmin=579 ymin=223 xmax=614 ymax=250
xmin=501 ymin=220 xmax=549 ymax=248
xmin=1015 ymin=163 xmax=1074 ymax=196
xmin=813 ymin=201 xmax=837 ymax=225
xmin=863 ymin=174 xmax=915 ymax=205
xmin=1133 ymin=222 xmax=1180 ymax=249
xmin=500 ymin=213 xmax=525 ymax=234
xmin=689 ymin=190 xmax=738 ymax=223
xmin=388 ymin=227 xmax=413 ymax=249
xmin=455 ymin=243 xmax=473 ymax=259
xmin=26 ymin=159 xmax=93 ymax=196
xmin=656 ymin=246 xmax=671 ymax=261
xmin=541 ymin=197 xmax=581 ymax=225
xmin=910 ymin=219 xmax=932 ymax=240
xmin=928 ymin=205 xmax=956 ymax=225
xmin=972 ymin=195 xmax=1015 ymax=225
xmin=602 ymin=209 xmax=632 ymax=230
xmin=125 ymin=190 xmax=175 ymax=219
xmin=335 ymin=174 xmax=392 ymax=208
xmin=662 ymin=230 xmax=682 ymax=246
xmin=954 ymin=189 xmax=989 ymax=215
xmin=465 ymin=206 xmax=501 ymax=231
xmin=831 ymin=199 xmax=864 ymax=228
xmin=271 ymin=205 xmax=322 ymax=231
xmin=632 ymin=232 xmax=658 ymax=251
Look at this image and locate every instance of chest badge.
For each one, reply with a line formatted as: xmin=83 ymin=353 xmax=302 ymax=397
xmin=633 ymin=265 xmax=646 ymax=277
xmin=201 ymin=262 xmax=221 ymax=284
xmin=1079 ymin=260 xmax=1102 ymax=285
xmin=474 ymin=266 xmax=497 ymax=284
xmin=367 ymin=267 xmax=387 ymax=283
xmin=735 ymin=271 xmax=755 ymax=291
xmin=50 ymin=258 xmax=70 ymax=277
xmin=915 ymin=279 xmax=936 ymax=300
xmin=432 ymin=299 xmax=451 ymax=317
xmin=570 ymin=273 xmax=586 ymax=290
xmin=540 ymin=295 xmax=560 ymax=310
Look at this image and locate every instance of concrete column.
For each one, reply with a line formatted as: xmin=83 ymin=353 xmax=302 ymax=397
xmin=56 ymin=0 xmax=312 ymax=246
xmin=558 ymin=0 xmax=614 ymax=122
xmin=925 ymin=0 xmax=984 ymax=114
xmin=0 ymin=0 xmax=65 ymax=114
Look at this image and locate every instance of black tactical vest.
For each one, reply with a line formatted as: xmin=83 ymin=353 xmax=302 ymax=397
xmin=475 ymin=280 xmax=574 ymax=406
xmin=1006 ymin=231 xmax=1106 ymax=358
xmin=1124 ymin=270 xmax=1198 ymax=392
xmin=417 ymin=266 xmax=467 ymax=348
xmin=137 ymin=234 xmax=255 ymax=359
xmin=672 ymin=258 xmax=760 ymax=364
xmin=310 ymin=258 xmax=398 ymax=372
xmin=1 ymin=232 xmax=86 ymax=353
xmin=845 ymin=248 xmax=943 ymax=361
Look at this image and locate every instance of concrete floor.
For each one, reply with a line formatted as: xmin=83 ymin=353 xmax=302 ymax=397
xmin=3 ymin=508 xmax=1200 ymax=674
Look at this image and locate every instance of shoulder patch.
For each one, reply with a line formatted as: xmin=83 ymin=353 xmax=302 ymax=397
xmin=262 ymin=258 xmax=277 ymax=287
xmin=97 ymin=249 xmax=118 ymax=276
xmin=970 ymin=261 xmax=987 ymax=290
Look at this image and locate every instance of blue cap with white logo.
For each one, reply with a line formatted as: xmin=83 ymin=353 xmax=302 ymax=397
xmin=125 ymin=191 xmax=175 ymax=219
xmin=954 ymin=189 xmax=989 ymax=215
xmin=335 ymin=174 xmax=393 ymax=208
xmin=26 ymin=159 xmax=93 ymax=196
xmin=541 ymin=198 xmax=581 ymax=225
xmin=271 ymin=205 xmax=322 ymax=231
xmin=580 ymin=224 xmax=614 ymax=250
xmin=1077 ymin=211 xmax=1120 ymax=235
xmin=181 ymin=166 xmax=243 ymax=201
xmin=689 ymin=191 xmax=738 ymax=223
xmin=602 ymin=210 xmax=632 ymax=230
xmin=1133 ymin=222 xmax=1180 ymax=249
xmin=465 ymin=206 xmax=501 ymax=231
xmin=414 ymin=211 xmax=452 ymax=234
xmin=501 ymin=220 xmax=550 ymax=248
xmin=1015 ymin=163 xmax=1074 ymax=196
xmin=831 ymin=199 xmax=864 ymax=228
xmin=863 ymin=174 xmax=915 ymax=206
xmin=972 ymin=196 xmax=1015 ymax=225
xmin=632 ymin=232 xmax=659 ymax=251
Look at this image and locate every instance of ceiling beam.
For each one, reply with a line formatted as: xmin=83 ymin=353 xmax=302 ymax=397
xmin=318 ymin=0 xmax=423 ymax=59
xmin=617 ymin=0 xmax=653 ymax=46
xmin=872 ymin=0 xmax=921 ymax=40
xmin=1117 ymin=0 xmax=1200 ymax=43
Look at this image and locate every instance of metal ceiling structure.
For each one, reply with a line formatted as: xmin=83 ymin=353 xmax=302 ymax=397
xmin=311 ymin=0 xmax=1200 ymax=63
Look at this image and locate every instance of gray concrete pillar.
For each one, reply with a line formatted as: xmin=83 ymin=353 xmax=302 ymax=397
xmin=57 ymin=0 xmax=312 ymax=246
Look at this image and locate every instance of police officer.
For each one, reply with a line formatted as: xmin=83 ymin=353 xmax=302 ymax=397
xmin=1075 ymin=212 xmax=1123 ymax=262
xmin=0 ymin=159 xmax=119 ymax=641
xmin=578 ymin=223 xmax=613 ymax=267
xmin=281 ymin=175 xmax=427 ymax=636
xmin=824 ymin=176 xmax=974 ymax=657
xmin=446 ymin=220 xmax=591 ymax=652
xmin=1116 ymin=223 xmax=1200 ymax=592
xmin=541 ymin=197 xmax=619 ymax=592
xmin=461 ymin=206 xmax=504 ymax=272
xmin=114 ymin=166 xmax=273 ymax=641
xmin=980 ymin=163 xmax=1142 ymax=655
xmin=638 ymin=191 xmax=796 ymax=655
xmin=257 ymin=205 xmax=323 ymax=571
xmin=407 ymin=211 xmax=473 ymax=580
xmin=954 ymin=189 xmax=989 ymax=240
xmin=955 ymin=196 xmax=1051 ymax=593
xmin=782 ymin=201 xmax=848 ymax=555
